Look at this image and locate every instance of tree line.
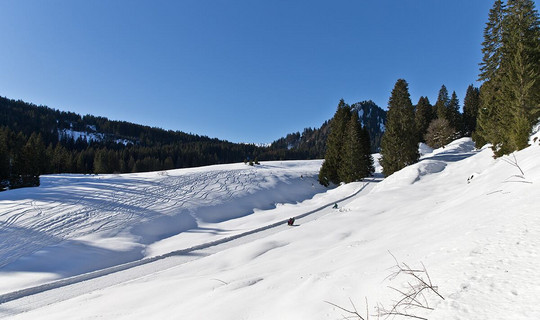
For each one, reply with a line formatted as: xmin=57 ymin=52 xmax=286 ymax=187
xmin=377 ymin=0 xmax=539 ymax=179
xmin=474 ymin=0 xmax=540 ymax=157
xmin=1 ymin=94 xmax=383 ymax=191
xmin=319 ymin=0 xmax=539 ymax=184
xmin=0 ymin=97 xmax=276 ymax=191
xmin=318 ymin=99 xmax=375 ymax=186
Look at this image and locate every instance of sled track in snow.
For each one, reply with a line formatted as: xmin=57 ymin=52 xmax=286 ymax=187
xmin=0 ymin=181 xmax=371 ymax=310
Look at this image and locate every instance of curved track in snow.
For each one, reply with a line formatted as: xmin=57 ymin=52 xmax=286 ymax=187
xmin=0 ymin=181 xmax=372 ymax=316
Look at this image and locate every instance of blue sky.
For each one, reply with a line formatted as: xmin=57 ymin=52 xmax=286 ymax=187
xmin=0 ymin=1 xmax=526 ymax=144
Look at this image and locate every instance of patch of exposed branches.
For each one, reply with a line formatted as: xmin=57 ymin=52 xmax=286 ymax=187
xmin=326 ymin=253 xmax=444 ymax=320
xmin=325 ymin=297 xmax=372 ymax=320
xmin=501 ymin=153 xmax=532 ymax=184
xmin=375 ymin=253 xmax=444 ymax=320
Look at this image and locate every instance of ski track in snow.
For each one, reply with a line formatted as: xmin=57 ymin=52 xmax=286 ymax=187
xmin=0 ymin=179 xmax=373 ymax=316
xmin=0 ymin=166 xmax=281 ymax=268
xmin=0 ymin=171 xmax=248 ymax=266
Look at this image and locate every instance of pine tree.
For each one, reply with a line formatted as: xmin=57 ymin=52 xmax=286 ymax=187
xmin=479 ymin=0 xmax=506 ymax=82
xmin=476 ymin=0 xmax=540 ymax=156
xmin=448 ymin=91 xmax=462 ymax=135
xmin=497 ymin=0 xmax=540 ymax=153
xmin=463 ymin=85 xmax=480 ymax=136
xmin=415 ymin=96 xmax=434 ymax=142
xmin=339 ymin=112 xmax=365 ymax=183
xmin=360 ymin=126 xmax=375 ymax=178
xmin=380 ymin=79 xmax=419 ymax=177
xmin=319 ymin=99 xmax=351 ymax=186
xmin=475 ymin=0 xmax=507 ymax=150
xmin=0 ymin=128 xmax=10 ymax=190
xmin=434 ymin=85 xmax=450 ymax=121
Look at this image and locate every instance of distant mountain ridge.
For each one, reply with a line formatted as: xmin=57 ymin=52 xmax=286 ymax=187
xmin=1 ymin=95 xmax=386 ymax=185
xmin=268 ymin=100 xmax=386 ymax=158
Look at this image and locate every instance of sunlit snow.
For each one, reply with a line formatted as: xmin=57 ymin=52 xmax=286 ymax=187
xmin=0 ymin=134 xmax=539 ymax=319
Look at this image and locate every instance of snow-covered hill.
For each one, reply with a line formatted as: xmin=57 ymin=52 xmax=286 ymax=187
xmin=1 ymin=133 xmax=539 ymax=319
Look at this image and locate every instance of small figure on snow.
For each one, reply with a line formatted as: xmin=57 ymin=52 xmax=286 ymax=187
xmin=333 ymin=203 xmax=338 ymax=209
xmin=287 ymin=217 xmax=295 ymax=226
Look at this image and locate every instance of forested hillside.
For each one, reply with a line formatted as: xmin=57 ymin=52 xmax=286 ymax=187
xmin=0 ymin=97 xmax=266 ymax=190
xmin=269 ymin=100 xmax=386 ymax=159
xmin=0 ymin=95 xmax=388 ymax=190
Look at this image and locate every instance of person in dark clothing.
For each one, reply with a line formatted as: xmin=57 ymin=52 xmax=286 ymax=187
xmin=287 ymin=217 xmax=295 ymax=226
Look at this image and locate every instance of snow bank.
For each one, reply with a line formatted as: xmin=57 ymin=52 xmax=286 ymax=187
xmin=0 ymin=160 xmax=326 ymax=292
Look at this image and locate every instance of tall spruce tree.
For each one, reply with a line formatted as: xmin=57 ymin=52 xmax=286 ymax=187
xmin=434 ymin=85 xmax=450 ymax=121
xmin=380 ymin=79 xmax=419 ymax=177
xmin=463 ymin=85 xmax=480 ymax=136
xmin=475 ymin=1 xmax=506 ymax=150
xmin=360 ymin=126 xmax=375 ymax=178
xmin=339 ymin=112 xmax=365 ymax=183
xmin=498 ymin=0 xmax=540 ymax=153
xmin=415 ymin=96 xmax=434 ymax=142
xmin=479 ymin=0 xmax=506 ymax=82
xmin=476 ymin=0 xmax=540 ymax=156
xmin=448 ymin=91 xmax=462 ymax=135
xmin=318 ymin=99 xmax=351 ymax=186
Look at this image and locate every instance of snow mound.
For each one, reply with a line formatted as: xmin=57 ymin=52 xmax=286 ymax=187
xmin=0 ymin=160 xmax=326 ymax=292
xmin=374 ymin=138 xmax=477 ymax=190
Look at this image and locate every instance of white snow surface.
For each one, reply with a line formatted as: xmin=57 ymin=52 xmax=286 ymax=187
xmin=1 ymin=136 xmax=540 ymax=319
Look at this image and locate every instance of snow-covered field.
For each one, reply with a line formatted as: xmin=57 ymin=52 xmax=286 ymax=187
xmin=1 ymin=132 xmax=539 ymax=319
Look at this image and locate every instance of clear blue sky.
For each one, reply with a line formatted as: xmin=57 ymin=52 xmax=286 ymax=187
xmin=1 ymin=1 xmax=528 ymax=144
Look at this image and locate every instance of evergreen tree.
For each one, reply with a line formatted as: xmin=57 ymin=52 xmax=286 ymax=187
xmin=475 ymin=0 xmax=507 ymax=150
xmin=479 ymin=0 xmax=506 ymax=82
xmin=380 ymin=79 xmax=419 ymax=177
xmin=0 ymin=128 xmax=10 ymax=190
xmin=319 ymin=99 xmax=351 ymax=186
xmin=434 ymin=85 xmax=450 ymax=121
xmin=463 ymin=85 xmax=480 ymax=136
xmin=339 ymin=112 xmax=365 ymax=183
xmin=448 ymin=91 xmax=462 ymax=135
xmin=360 ymin=126 xmax=375 ymax=178
xmin=476 ymin=0 xmax=540 ymax=156
xmin=415 ymin=96 xmax=434 ymax=142
xmin=498 ymin=0 xmax=540 ymax=153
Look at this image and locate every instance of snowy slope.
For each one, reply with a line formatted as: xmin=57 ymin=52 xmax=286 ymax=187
xmin=0 ymin=161 xmax=329 ymax=293
xmin=2 ymin=134 xmax=540 ymax=319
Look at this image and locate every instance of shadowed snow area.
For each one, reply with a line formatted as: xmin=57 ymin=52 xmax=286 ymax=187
xmin=0 ymin=160 xmax=326 ymax=291
xmin=1 ymin=134 xmax=540 ymax=319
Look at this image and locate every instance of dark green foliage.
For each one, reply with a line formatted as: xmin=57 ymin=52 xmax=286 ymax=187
xmin=462 ymin=85 xmax=480 ymax=136
xmin=433 ymin=86 xmax=462 ymax=138
xmin=415 ymin=96 xmax=434 ymax=142
xmin=0 ymin=127 xmax=43 ymax=190
xmin=425 ymin=118 xmax=455 ymax=149
xmin=319 ymin=100 xmax=374 ymax=186
xmin=339 ymin=113 xmax=365 ymax=183
xmin=269 ymin=100 xmax=386 ymax=158
xmin=360 ymin=127 xmax=375 ymax=178
xmin=380 ymin=79 xmax=419 ymax=177
xmin=448 ymin=91 xmax=463 ymax=135
xmin=0 ymin=95 xmax=269 ymax=181
xmin=434 ymin=85 xmax=450 ymax=121
xmin=479 ymin=0 xmax=506 ymax=82
xmin=319 ymin=99 xmax=351 ymax=185
xmin=350 ymin=100 xmax=387 ymax=152
xmin=475 ymin=0 xmax=540 ymax=156
xmin=266 ymin=123 xmax=330 ymax=160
